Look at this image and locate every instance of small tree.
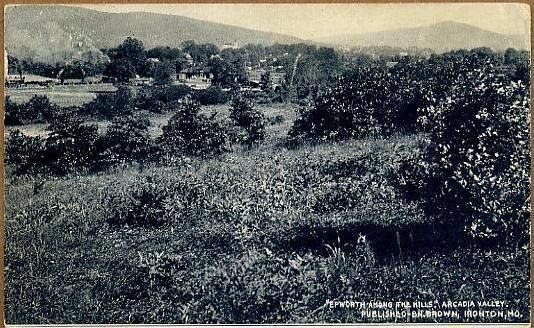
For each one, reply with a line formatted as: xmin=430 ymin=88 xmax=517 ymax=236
xmin=43 ymin=112 xmax=100 ymax=175
xmin=260 ymin=71 xmax=272 ymax=91
xmin=83 ymin=86 xmax=134 ymax=119
xmin=158 ymin=98 xmax=227 ymax=157
xmin=4 ymin=96 xmax=24 ymax=126
xmin=229 ymin=95 xmax=265 ymax=146
xmin=5 ymin=130 xmax=45 ymax=175
xmin=104 ymin=58 xmax=136 ymax=83
xmin=152 ymin=61 xmax=175 ymax=85
xmin=105 ymin=37 xmax=148 ymax=82
xmin=101 ymin=113 xmax=152 ymax=164
xmin=259 ymin=72 xmax=276 ymax=102
xmin=207 ymin=57 xmax=239 ymax=89
xmin=419 ymin=67 xmax=530 ymax=243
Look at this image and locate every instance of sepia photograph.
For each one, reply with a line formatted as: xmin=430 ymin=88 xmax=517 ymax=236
xmin=3 ymin=3 xmax=531 ymax=325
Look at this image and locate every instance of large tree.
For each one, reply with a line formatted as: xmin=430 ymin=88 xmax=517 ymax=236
xmin=105 ymin=37 xmax=147 ymax=82
xmin=207 ymin=57 xmax=239 ymax=89
xmin=181 ymin=40 xmax=219 ymax=64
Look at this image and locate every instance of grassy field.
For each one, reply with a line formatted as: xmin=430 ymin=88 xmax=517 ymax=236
xmin=6 ymin=84 xmax=116 ymax=107
xmin=4 ymin=103 xmax=530 ymax=324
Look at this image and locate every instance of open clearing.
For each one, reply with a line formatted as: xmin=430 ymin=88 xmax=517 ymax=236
xmin=5 ymin=84 xmax=116 ymax=107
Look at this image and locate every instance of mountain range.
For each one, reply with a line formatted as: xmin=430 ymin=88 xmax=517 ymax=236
xmin=4 ymin=5 xmax=529 ymax=64
xmin=5 ymin=5 xmax=302 ymax=63
xmin=315 ymin=21 xmax=528 ymax=53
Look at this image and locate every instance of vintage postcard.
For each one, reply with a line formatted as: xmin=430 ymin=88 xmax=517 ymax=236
xmin=3 ymin=3 xmax=531 ymax=325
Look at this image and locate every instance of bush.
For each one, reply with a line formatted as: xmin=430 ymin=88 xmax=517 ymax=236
xmin=104 ymin=175 xmax=170 ymax=227
xmin=136 ymin=85 xmax=192 ymax=112
xmin=5 ymin=95 xmax=59 ymax=125
xmin=26 ymin=95 xmax=58 ymax=122
xmin=4 ymin=96 xmax=24 ymax=126
xmin=229 ymin=95 xmax=265 ymax=146
xmin=418 ymin=70 xmax=530 ymax=243
xmin=83 ymin=86 xmax=134 ymax=119
xmin=289 ymin=68 xmax=390 ymax=141
xmin=42 ymin=112 xmax=101 ymax=175
xmin=157 ymin=98 xmax=227 ymax=157
xmin=5 ymin=130 xmax=45 ymax=175
xmin=192 ymin=86 xmax=228 ymax=105
xmin=99 ymin=113 xmax=152 ymax=165
xmin=103 ymin=173 xmax=209 ymax=227
xmin=267 ymin=114 xmax=284 ymax=126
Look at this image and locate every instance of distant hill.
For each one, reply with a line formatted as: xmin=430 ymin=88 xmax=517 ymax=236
xmin=5 ymin=5 xmax=303 ymax=64
xmin=315 ymin=21 xmax=528 ymax=53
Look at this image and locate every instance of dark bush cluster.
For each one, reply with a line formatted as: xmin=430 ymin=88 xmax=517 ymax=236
xmin=6 ymin=98 xmax=232 ymax=175
xmin=289 ymin=61 xmax=431 ymax=141
xmin=43 ymin=112 xmax=101 ymax=175
xmin=417 ymin=70 xmax=530 ymax=244
xmin=5 ymin=95 xmax=60 ymax=125
xmin=99 ymin=113 xmax=153 ymax=166
xmin=131 ymin=85 xmax=228 ymax=112
xmin=192 ymin=86 xmax=229 ymax=105
xmin=229 ymin=96 xmax=266 ymax=146
xmin=83 ymin=86 xmax=135 ymax=119
xmin=289 ymin=49 xmax=530 ymax=244
xmin=6 ymin=111 xmax=101 ymax=176
xmin=136 ymin=85 xmax=192 ymax=113
xmin=5 ymin=130 xmax=45 ymax=175
xmin=157 ymin=99 xmax=228 ymax=158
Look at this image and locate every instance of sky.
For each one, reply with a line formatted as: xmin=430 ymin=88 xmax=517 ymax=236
xmin=79 ymin=3 xmax=530 ymax=40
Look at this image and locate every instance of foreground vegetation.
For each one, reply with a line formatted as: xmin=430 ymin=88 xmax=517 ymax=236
xmin=5 ymin=135 xmax=529 ymax=323
xmin=5 ymin=47 xmax=530 ymax=323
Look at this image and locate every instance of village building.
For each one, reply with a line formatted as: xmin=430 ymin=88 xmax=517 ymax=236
xmin=176 ymin=66 xmax=213 ymax=89
xmin=246 ymin=65 xmax=285 ymax=88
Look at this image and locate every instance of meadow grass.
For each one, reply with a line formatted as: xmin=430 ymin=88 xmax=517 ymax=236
xmin=4 ymin=103 xmax=530 ymax=324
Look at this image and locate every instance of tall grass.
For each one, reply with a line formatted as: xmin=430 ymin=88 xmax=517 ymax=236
xmin=4 ymin=104 xmax=530 ymax=324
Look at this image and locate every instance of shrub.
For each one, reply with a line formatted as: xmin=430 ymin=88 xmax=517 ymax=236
xmin=83 ymin=86 xmax=134 ymax=119
xmin=99 ymin=113 xmax=152 ymax=165
xmin=157 ymin=98 xmax=227 ymax=157
xmin=267 ymin=114 xmax=285 ymax=126
xmin=5 ymin=130 xmax=45 ymax=175
xmin=104 ymin=175 xmax=170 ymax=227
xmin=192 ymin=86 xmax=228 ymax=105
xmin=289 ymin=68 xmax=390 ymax=141
xmin=229 ymin=95 xmax=265 ymax=146
xmin=43 ymin=112 xmax=101 ymax=175
xmin=26 ymin=95 xmax=58 ymax=122
xmin=4 ymin=96 xmax=24 ymax=126
xmin=152 ymin=62 xmax=175 ymax=85
xmin=136 ymin=85 xmax=192 ymax=112
xmin=5 ymin=95 xmax=59 ymax=125
xmin=418 ymin=70 xmax=530 ymax=243
xmin=103 ymin=173 xmax=209 ymax=227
